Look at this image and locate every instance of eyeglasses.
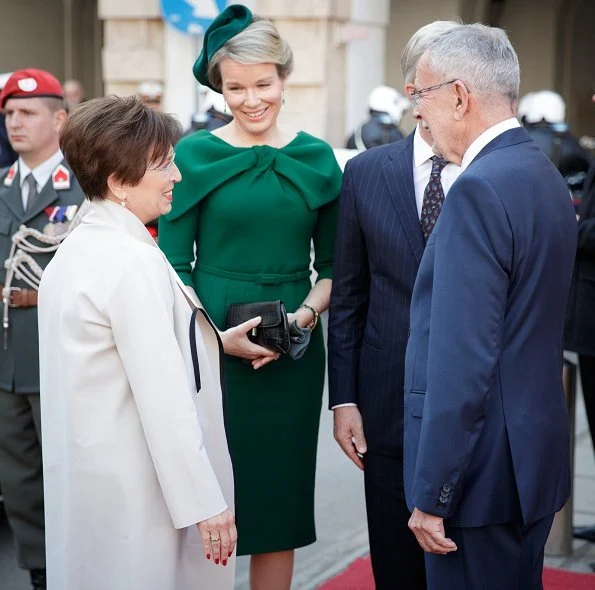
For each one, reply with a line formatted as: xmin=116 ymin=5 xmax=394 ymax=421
xmin=409 ymin=80 xmax=457 ymax=106
xmin=149 ymin=153 xmax=176 ymax=175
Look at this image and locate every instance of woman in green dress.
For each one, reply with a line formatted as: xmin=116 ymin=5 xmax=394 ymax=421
xmin=158 ymin=6 xmax=342 ymax=590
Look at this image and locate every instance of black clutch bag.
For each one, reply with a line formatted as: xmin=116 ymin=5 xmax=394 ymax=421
xmin=225 ymin=300 xmax=290 ymax=355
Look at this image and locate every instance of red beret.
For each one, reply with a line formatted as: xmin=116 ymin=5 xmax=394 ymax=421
xmin=0 ymin=68 xmax=64 ymax=109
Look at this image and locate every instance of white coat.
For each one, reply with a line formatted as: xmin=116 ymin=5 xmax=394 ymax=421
xmin=38 ymin=199 xmax=235 ymax=590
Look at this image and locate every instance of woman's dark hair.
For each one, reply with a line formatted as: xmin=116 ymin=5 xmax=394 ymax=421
xmin=59 ymin=95 xmax=182 ymax=200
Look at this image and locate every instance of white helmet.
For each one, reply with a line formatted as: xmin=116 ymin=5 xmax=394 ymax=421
xmin=198 ymin=85 xmax=226 ymax=114
xmin=367 ymin=86 xmax=409 ymax=124
xmin=517 ymin=92 xmax=535 ymax=122
xmin=523 ymin=90 xmax=566 ymax=124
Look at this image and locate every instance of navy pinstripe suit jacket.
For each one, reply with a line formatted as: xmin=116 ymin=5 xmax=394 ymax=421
xmin=328 ymin=133 xmax=424 ymax=457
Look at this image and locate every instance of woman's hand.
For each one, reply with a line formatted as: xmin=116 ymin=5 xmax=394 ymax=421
xmin=288 ymin=307 xmax=314 ymax=330
xmin=197 ymin=508 xmax=237 ymax=565
xmin=220 ymin=316 xmax=278 ymax=369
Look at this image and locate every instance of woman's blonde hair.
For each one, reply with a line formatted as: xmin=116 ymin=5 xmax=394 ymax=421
xmin=207 ymin=17 xmax=294 ymax=90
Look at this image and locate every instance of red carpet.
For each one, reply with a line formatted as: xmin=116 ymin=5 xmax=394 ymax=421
xmin=319 ymin=556 xmax=595 ymax=589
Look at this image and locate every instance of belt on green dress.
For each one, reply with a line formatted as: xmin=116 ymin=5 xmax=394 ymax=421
xmin=196 ymin=263 xmax=311 ymax=285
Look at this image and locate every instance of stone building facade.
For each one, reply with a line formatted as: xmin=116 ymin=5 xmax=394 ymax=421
xmin=0 ymin=0 xmax=593 ymax=147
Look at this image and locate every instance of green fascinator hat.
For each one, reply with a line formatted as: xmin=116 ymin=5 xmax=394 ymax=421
xmin=192 ymin=4 xmax=253 ymax=91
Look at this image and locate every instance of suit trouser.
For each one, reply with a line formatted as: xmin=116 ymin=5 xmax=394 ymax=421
xmin=578 ymin=355 xmax=595 ymax=455
xmin=364 ymin=452 xmax=426 ymax=590
xmin=0 ymin=388 xmax=45 ymax=569
xmin=424 ymin=514 xmax=554 ymax=590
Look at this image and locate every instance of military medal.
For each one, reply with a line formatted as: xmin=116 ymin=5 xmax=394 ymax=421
xmin=43 ymin=204 xmax=78 ymax=236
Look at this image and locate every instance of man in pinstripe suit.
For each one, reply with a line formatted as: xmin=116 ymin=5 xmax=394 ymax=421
xmin=328 ymin=22 xmax=461 ymax=590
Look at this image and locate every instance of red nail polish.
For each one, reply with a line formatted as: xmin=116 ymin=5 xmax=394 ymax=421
xmin=215 ymin=559 xmax=219 ymax=564
xmin=228 ymin=551 xmax=232 ymax=557
xmin=206 ymin=554 xmax=210 ymax=560
xmin=223 ymin=560 xmax=227 ymax=566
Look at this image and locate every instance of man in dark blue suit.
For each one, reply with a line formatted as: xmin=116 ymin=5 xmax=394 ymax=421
xmin=328 ymin=21 xmax=460 ymax=590
xmin=404 ymin=24 xmax=577 ymax=589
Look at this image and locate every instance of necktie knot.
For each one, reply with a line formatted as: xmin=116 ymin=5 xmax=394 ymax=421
xmin=431 ymin=155 xmax=448 ymax=174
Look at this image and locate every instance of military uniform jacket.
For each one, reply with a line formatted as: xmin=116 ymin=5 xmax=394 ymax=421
xmin=0 ymin=160 xmax=85 ymax=393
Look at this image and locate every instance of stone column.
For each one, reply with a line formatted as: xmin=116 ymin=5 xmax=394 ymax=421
xmin=98 ymin=0 xmax=164 ymax=99
xmin=257 ymin=0 xmax=350 ymax=146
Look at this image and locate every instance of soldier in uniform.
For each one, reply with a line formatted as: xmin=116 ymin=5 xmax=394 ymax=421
xmin=345 ymin=85 xmax=409 ymax=150
xmin=0 ymin=69 xmax=85 ymax=590
xmin=520 ymin=90 xmax=591 ymax=206
xmin=184 ymin=86 xmax=233 ymax=137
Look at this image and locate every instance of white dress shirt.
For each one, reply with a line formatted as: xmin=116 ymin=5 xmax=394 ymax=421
xmin=460 ymin=118 xmax=520 ymax=171
xmin=18 ymin=149 xmax=64 ymax=210
xmin=333 ymin=127 xmax=462 ymax=410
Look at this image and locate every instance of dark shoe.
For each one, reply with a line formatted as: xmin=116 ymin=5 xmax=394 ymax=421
xmin=573 ymin=525 xmax=595 ymax=543
xmin=29 ymin=568 xmax=46 ymax=590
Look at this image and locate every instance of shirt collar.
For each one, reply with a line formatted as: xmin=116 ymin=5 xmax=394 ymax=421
xmin=461 ymin=118 xmax=520 ymax=171
xmin=413 ymin=125 xmax=436 ymax=167
xmin=19 ymin=149 xmax=64 ymax=189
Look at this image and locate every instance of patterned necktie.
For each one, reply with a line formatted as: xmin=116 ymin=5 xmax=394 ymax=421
xmin=25 ymin=173 xmax=38 ymax=213
xmin=420 ymin=156 xmax=448 ymax=241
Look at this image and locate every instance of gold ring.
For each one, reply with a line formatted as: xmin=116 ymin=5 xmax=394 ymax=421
xmin=210 ymin=536 xmax=220 ymax=543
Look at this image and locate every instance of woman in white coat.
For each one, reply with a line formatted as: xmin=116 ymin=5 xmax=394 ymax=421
xmin=37 ymin=95 xmax=277 ymax=590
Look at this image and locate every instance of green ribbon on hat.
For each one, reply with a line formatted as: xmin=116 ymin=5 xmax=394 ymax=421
xmin=192 ymin=4 xmax=253 ymax=91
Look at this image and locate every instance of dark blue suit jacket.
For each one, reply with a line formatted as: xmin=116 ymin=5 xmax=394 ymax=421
xmin=404 ymin=127 xmax=577 ymax=527
xmin=328 ymin=133 xmax=425 ymax=457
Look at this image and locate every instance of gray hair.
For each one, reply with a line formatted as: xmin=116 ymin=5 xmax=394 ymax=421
xmin=422 ymin=23 xmax=520 ymax=106
xmin=400 ymin=20 xmax=462 ymax=85
xmin=207 ymin=17 xmax=294 ymax=91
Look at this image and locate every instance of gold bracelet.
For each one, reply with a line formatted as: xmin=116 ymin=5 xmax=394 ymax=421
xmin=298 ymin=303 xmax=319 ymax=331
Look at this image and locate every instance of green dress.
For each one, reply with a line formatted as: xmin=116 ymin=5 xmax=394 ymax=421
xmin=158 ymin=130 xmax=342 ymax=555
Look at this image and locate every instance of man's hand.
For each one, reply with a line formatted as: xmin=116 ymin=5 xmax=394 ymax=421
xmin=197 ymin=508 xmax=237 ymax=565
xmin=408 ymin=507 xmax=457 ymax=555
xmin=333 ymin=406 xmax=367 ymax=469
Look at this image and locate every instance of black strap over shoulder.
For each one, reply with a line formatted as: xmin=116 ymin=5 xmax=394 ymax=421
xmin=190 ymin=307 xmax=201 ymax=393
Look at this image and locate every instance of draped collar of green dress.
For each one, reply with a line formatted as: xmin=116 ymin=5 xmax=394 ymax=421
xmin=165 ymin=130 xmax=342 ymax=221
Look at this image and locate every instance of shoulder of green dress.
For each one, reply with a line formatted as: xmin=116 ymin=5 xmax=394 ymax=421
xmin=275 ymin=132 xmax=342 ymax=210
xmin=286 ymin=131 xmax=335 ymax=153
xmin=166 ymin=133 xmax=257 ymax=222
xmin=175 ymin=129 xmax=250 ymax=167
xmin=176 ymin=129 xmax=216 ymax=157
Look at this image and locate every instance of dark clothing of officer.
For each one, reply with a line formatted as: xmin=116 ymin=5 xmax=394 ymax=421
xmin=565 ymin=158 xmax=595 ymax=455
xmin=346 ymin=111 xmax=405 ymax=150
xmin=183 ymin=107 xmax=232 ymax=137
xmin=565 ymin=159 xmax=595 ymax=543
xmin=0 ymin=113 xmax=17 ymax=167
xmin=525 ymin=122 xmax=591 ymax=199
